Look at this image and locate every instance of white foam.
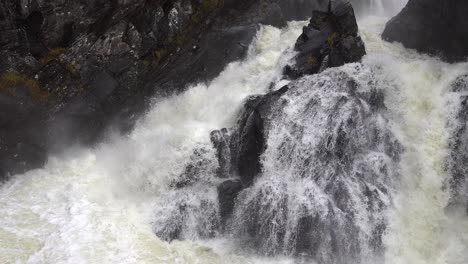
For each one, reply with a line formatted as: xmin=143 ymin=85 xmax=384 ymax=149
xmin=0 ymin=21 xmax=306 ymax=264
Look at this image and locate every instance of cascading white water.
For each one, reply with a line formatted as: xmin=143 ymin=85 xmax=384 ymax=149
xmin=0 ymin=21 xmax=307 ymax=264
xmin=0 ymin=1 xmax=467 ymax=264
xmin=351 ymin=0 xmax=406 ymax=17
xmin=357 ymin=13 xmax=468 ymax=264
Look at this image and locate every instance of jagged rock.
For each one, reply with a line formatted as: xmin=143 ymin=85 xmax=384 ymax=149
xmin=284 ymin=0 xmax=366 ymax=79
xmin=382 ymin=0 xmax=468 ymax=62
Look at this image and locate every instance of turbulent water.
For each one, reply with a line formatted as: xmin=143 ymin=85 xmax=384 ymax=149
xmin=1 ymin=1 xmax=468 ymax=263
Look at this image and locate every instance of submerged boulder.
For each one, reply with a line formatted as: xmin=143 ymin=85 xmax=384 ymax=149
xmin=284 ymin=0 xmax=366 ymax=79
xmin=382 ymin=0 xmax=468 ymax=62
xmin=219 ymin=65 xmax=399 ymax=263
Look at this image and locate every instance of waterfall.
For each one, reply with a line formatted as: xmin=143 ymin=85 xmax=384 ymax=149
xmin=357 ymin=15 xmax=468 ymax=264
xmin=0 ymin=21 xmax=307 ymax=264
xmin=351 ymin=0 xmax=406 ymax=16
xmin=0 ymin=1 xmax=467 ymax=264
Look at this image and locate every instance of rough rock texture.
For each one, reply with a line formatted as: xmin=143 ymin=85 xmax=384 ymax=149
xmin=284 ymin=0 xmax=366 ymax=79
xmin=212 ymin=0 xmax=367 ymax=232
xmin=0 ymin=0 xmax=330 ymax=180
xmin=382 ymin=0 xmax=468 ymax=62
xmin=448 ymin=74 xmax=468 ymax=214
xmin=207 ymin=63 xmax=400 ymax=263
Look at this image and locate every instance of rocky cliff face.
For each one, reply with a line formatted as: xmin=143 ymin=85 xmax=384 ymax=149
xmin=382 ymin=0 xmax=468 ymax=62
xmin=0 ymin=0 xmax=331 ymax=180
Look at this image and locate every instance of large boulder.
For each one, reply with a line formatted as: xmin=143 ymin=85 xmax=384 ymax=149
xmin=382 ymin=0 xmax=468 ymax=62
xmin=284 ymin=0 xmax=366 ymax=79
xmin=192 ymin=64 xmax=399 ymax=263
xmin=226 ymin=67 xmax=400 ymax=262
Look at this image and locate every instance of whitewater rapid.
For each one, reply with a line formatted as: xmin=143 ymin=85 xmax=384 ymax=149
xmin=1 ymin=1 xmax=468 ymax=264
xmin=0 ymin=21 xmax=307 ymax=264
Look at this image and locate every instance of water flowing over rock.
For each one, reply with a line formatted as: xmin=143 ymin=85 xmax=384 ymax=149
xmin=228 ymin=65 xmax=400 ymax=262
xmin=151 ymin=3 xmax=401 ymax=262
xmin=157 ymin=62 xmax=401 ymax=263
xmin=448 ymin=74 xmax=468 ymax=214
xmin=382 ymin=0 xmax=468 ymax=62
xmin=284 ymin=0 xmax=366 ymax=79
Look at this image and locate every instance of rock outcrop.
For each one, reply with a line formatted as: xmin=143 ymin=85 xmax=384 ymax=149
xmin=0 ymin=0 xmax=330 ymax=180
xmin=284 ymin=0 xmax=366 ymax=79
xmin=382 ymin=0 xmax=468 ymax=62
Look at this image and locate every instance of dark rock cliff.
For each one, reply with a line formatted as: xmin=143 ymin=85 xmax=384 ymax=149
xmin=382 ymin=0 xmax=468 ymax=62
xmin=0 ymin=0 xmax=330 ymax=180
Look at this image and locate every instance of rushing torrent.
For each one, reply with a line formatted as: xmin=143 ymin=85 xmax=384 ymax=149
xmin=0 ymin=1 xmax=467 ymax=264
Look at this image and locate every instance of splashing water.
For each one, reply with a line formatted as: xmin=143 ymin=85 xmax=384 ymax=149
xmin=1 ymin=1 xmax=467 ymax=264
xmin=0 ymin=21 xmax=306 ymax=264
xmin=358 ymin=13 xmax=468 ymax=264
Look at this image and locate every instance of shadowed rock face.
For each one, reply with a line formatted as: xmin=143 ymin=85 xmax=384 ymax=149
xmin=382 ymin=0 xmax=468 ymax=62
xmin=0 ymin=0 xmax=331 ymax=180
xmin=284 ymin=0 xmax=366 ymax=79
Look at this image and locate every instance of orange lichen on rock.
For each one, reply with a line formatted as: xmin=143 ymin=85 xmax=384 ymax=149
xmin=0 ymin=72 xmax=49 ymax=104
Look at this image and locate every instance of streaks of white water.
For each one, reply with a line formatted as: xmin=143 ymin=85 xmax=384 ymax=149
xmin=359 ymin=15 xmax=468 ymax=264
xmin=352 ymin=0 xmax=406 ymax=17
xmin=0 ymin=21 xmax=305 ymax=264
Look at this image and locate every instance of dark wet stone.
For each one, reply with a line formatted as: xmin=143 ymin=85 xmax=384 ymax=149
xmin=218 ymin=179 xmax=243 ymax=221
xmin=285 ymin=0 xmax=366 ymax=79
xmin=382 ymin=0 xmax=468 ymax=62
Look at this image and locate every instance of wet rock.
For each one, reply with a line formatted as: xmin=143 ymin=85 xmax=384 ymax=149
xmin=226 ymin=67 xmax=400 ymax=263
xmin=382 ymin=0 xmax=468 ymax=62
xmin=210 ymin=128 xmax=232 ymax=178
xmin=285 ymin=0 xmax=366 ymax=79
xmin=218 ymin=179 xmax=243 ymax=221
xmin=0 ymin=94 xmax=47 ymax=177
xmin=228 ymin=85 xmax=289 ymax=185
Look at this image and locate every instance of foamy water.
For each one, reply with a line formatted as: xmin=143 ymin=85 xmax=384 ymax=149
xmin=1 ymin=1 xmax=467 ymax=264
xmin=0 ymin=21 xmax=306 ymax=264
